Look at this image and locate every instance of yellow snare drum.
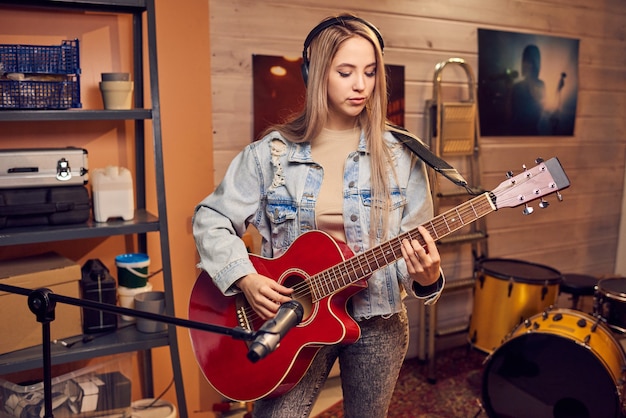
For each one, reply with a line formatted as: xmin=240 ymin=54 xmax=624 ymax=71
xmin=469 ymin=258 xmax=561 ymax=353
xmin=482 ymin=308 xmax=626 ymax=418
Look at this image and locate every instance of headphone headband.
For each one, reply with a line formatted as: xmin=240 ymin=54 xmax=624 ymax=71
xmin=301 ymin=15 xmax=385 ymax=85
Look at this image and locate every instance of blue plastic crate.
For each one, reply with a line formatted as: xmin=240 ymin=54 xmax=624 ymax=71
xmin=0 ymin=77 xmax=81 ymax=109
xmin=0 ymin=39 xmax=80 ymax=75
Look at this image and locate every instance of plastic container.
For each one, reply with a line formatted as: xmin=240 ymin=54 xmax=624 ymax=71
xmin=0 ymin=77 xmax=81 ymax=109
xmin=0 ymin=39 xmax=81 ymax=110
xmin=0 ymin=39 xmax=80 ymax=75
xmin=117 ymin=282 xmax=152 ymax=322
xmin=92 ymin=166 xmax=134 ymax=222
xmin=0 ymin=355 xmax=131 ymax=418
xmin=115 ymin=253 xmax=150 ymax=288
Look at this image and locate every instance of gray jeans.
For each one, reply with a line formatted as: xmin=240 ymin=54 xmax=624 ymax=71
xmin=253 ymin=309 xmax=410 ymax=418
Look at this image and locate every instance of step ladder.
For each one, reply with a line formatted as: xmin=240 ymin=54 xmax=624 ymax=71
xmin=417 ymin=58 xmax=488 ymax=383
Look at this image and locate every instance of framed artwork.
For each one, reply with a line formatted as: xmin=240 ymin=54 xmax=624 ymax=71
xmin=477 ymin=29 xmax=579 ymax=136
xmin=252 ymin=54 xmax=405 ymax=140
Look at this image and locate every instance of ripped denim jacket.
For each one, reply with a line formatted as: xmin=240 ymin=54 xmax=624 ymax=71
xmin=192 ymin=130 xmax=443 ymax=319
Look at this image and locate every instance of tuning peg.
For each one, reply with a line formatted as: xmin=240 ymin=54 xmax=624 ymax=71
xmin=535 ymin=157 xmax=544 ymax=164
xmin=539 ymin=198 xmax=549 ymax=208
xmin=556 ymin=191 xmax=563 ymax=202
xmin=523 ymin=204 xmax=534 ymax=215
xmin=506 ymin=171 xmax=514 ymax=179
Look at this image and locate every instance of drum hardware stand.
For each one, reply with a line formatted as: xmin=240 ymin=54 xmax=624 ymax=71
xmin=418 ymin=57 xmax=489 ymax=384
xmin=0 ymin=282 xmax=262 ymax=418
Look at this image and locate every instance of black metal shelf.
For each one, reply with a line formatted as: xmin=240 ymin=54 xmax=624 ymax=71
xmin=0 ymin=0 xmax=188 ymax=415
xmin=0 ymin=325 xmax=168 ymax=374
xmin=0 ymin=210 xmax=160 ymax=246
xmin=0 ymin=0 xmax=148 ymax=13
xmin=0 ymin=109 xmax=153 ymax=122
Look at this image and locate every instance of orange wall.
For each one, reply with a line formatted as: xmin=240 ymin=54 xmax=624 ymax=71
xmin=0 ymin=1 xmax=215 ymax=416
xmin=152 ymin=1 xmax=217 ymax=416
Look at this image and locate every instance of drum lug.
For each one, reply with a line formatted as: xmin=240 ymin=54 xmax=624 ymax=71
xmin=478 ymin=273 xmax=485 ymax=289
xmin=507 ymin=279 xmax=513 ymax=297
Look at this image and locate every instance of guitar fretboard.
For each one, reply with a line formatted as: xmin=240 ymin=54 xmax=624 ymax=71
xmin=310 ymin=192 xmax=495 ymax=301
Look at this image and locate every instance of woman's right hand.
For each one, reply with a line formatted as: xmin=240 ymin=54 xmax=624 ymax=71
xmin=236 ymin=273 xmax=294 ymax=320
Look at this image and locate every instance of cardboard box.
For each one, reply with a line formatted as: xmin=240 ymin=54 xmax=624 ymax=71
xmin=0 ymin=252 xmax=82 ymax=354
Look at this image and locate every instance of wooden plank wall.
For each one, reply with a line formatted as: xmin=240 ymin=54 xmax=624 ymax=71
xmin=208 ymin=0 xmax=626 ymax=353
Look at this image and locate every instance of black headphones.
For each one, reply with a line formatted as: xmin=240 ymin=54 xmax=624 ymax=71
xmin=301 ymin=15 xmax=385 ymax=85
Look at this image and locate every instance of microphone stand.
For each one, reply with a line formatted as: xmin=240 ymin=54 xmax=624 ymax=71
xmin=0 ymin=282 xmax=256 ymax=418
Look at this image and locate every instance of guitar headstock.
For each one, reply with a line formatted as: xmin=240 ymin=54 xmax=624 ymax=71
xmin=491 ymin=157 xmax=570 ymax=212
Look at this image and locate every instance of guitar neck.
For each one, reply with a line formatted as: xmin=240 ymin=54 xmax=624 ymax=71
xmin=310 ymin=192 xmax=496 ymax=301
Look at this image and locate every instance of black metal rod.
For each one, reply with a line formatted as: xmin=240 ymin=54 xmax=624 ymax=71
xmin=0 ymin=282 xmax=256 ymax=340
xmin=42 ymin=322 xmax=53 ymax=418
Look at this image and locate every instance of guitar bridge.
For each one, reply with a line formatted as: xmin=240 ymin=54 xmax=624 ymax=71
xmin=235 ymin=296 xmax=254 ymax=331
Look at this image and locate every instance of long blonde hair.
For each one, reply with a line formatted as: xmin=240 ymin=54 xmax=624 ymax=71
xmin=269 ymin=14 xmax=393 ymax=240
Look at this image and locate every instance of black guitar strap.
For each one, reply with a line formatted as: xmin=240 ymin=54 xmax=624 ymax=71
xmin=387 ymin=124 xmax=474 ymax=192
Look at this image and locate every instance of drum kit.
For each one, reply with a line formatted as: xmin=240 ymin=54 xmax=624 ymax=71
xmin=469 ymin=258 xmax=626 ymax=418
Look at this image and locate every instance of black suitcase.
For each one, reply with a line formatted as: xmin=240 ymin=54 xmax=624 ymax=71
xmin=0 ymin=185 xmax=90 ymax=228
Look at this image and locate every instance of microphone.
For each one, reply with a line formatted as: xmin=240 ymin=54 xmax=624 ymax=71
xmin=247 ymin=300 xmax=304 ymax=363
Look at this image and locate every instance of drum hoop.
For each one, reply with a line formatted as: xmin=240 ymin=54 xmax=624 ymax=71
xmin=509 ymin=309 xmax=626 ymax=373
xmin=479 ymin=258 xmax=561 ymax=284
xmin=598 ymin=288 xmax=626 ymax=303
xmin=598 ymin=278 xmax=626 ymax=301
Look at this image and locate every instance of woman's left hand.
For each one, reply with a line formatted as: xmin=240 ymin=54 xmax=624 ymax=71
xmin=400 ymin=225 xmax=441 ymax=287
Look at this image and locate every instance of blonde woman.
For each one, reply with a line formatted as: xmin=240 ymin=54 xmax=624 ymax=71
xmin=193 ymin=14 xmax=444 ymax=418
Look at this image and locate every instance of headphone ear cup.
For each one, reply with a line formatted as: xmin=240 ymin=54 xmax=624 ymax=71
xmin=301 ymin=15 xmax=384 ymax=88
xmin=300 ymin=61 xmax=309 ymax=86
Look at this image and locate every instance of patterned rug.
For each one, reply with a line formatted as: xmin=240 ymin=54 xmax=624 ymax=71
xmin=315 ymin=345 xmax=487 ymax=418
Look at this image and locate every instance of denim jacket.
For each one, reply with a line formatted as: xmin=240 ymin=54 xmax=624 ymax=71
xmin=192 ymin=130 xmax=444 ymax=320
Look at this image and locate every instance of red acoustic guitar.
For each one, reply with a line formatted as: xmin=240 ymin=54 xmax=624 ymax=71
xmin=189 ymin=157 xmax=570 ymax=402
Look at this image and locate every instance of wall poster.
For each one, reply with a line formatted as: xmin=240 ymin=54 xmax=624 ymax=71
xmin=477 ymin=29 xmax=579 ymax=137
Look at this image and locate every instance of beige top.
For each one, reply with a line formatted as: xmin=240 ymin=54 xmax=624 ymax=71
xmin=310 ymin=127 xmax=360 ymax=243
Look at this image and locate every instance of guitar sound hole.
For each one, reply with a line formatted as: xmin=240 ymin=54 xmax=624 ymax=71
xmin=283 ymin=274 xmax=313 ymax=322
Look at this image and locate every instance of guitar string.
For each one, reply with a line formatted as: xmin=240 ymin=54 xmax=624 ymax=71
xmin=238 ymin=197 xmax=495 ymax=323
xmin=236 ymin=196 xmax=495 ymax=328
xmin=237 ymin=173 xmax=549 ymax=328
xmin=296 ymin=178 xmax=547 ymax=301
